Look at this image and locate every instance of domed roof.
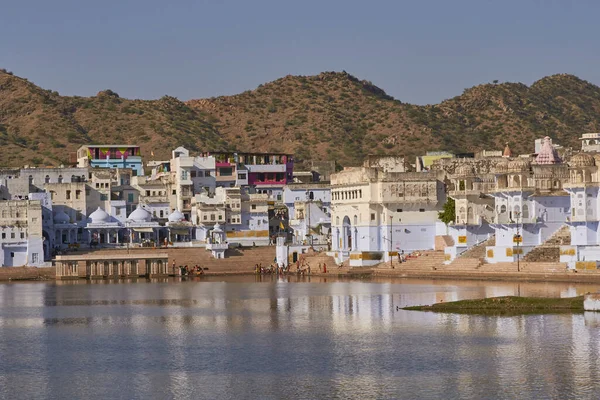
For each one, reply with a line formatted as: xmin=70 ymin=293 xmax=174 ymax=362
xmin=455 ymin=163 xmax=475 ymax=176
xmin=569 ymin=152 xmax=595 ymax=168
xmin=168 ymin=209 xmax=185 ymax=222
xmin=213 ymin=223 xmax=223 ymax=233
xmin=89 ymin=207 xmax=110 ymax=223
xmin=128 ymin=205 xmax=152 ymax=222
xmin=507 ymin=158 xmax=531 ymax=172
xmin=53 ymin=210 xmax=70 ymax=224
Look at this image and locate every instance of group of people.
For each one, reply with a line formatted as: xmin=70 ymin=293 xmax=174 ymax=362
xmin=253 ymin=261 xmax=329 ymax=275
xmin=173 ymin=262 xmax=205 ymax=277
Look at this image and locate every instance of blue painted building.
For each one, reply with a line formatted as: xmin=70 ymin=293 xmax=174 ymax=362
xmin=77 ymin=145 xmax=144 ymax=176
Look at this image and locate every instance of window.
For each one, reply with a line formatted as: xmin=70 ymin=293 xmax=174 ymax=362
xmin=211 ymin=214 xmax=215 ymax=221
xmin=238 ymin=173 xmax=246 ymax=180
xmin=127 ymin=193 xmax=134 ymax=202
xmin=397 ymin=209 xmax=403 ymax=213
xmin=66 ymin=190 xmax=71 ymax=200
xmin=32 ymin=253 xmax=39 ymax=263
xmin=220 ymin=167 xmax=233 ymax=176
xmin=172 ymin=190 xmax=176 ymax=195
xmin=96 ymin=183 xmax=100 ymax=188
xmin=252 ymin=205 xmax=256 ymax=210
xmin=76 ymin=190 xmax=81 ymax=199
xmin=190 ymin=171 xmax=196 ymax=178
xmin=11 ymin=232 xmax=15 ymax=239
xmin=218 ymin=215 xmax=222 ymax=220
xmin=203 ymin=215 xmax=207 ymax=221
xmin=419 ymin=209 xmax=425 ymax=212
xmin=1 ymin=233 xmax=4 ymax=239
xmin=10 ymin=252 xmax=14 ymax=258
xmin=58 ymin=175 xmax=63 ymax=183
xmin=371 ymin=213 xmax=375 ymax=221
xmin=45 ymin=175 xmax=50 ymax=184
xmin=160 ymin=210 xmax=164 ymax=218
xmin=100 ymin=194 xmax=108 ymax=201
xmin=20 ymin=232 xmax=25 ymax=239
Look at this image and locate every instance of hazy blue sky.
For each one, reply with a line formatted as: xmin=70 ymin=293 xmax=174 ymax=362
xmin=1 ymin=0 xmax=598 ymax=105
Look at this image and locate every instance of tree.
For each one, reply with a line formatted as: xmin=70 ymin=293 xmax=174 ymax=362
xmin=493 ymin=80 xmax=499 ymax=84
xmin=438 ymin=197 xmax=456 ymax=224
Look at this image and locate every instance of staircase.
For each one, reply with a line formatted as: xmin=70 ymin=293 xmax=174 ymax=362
xmin=457 ymin=236 xmax=495 ymax=259
xmin=522 ymin=225 xmax=570 ymax=263
xmin=376 ymin=250 xmax=446 ymax=272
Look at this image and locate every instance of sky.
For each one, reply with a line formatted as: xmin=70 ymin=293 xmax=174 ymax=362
xmin=1 ymin=0 xmax=599 ymax=105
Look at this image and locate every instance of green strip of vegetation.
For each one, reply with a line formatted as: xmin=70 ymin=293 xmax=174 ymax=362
xmin=403 ymin=296 xmax=584 ymax=315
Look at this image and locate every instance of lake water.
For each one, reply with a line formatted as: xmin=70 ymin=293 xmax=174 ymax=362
xmin=1 ymin=276 xmax=600 ymax=399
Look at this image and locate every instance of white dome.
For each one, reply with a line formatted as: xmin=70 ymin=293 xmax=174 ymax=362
xmin=213 ymin=223 xmax=224 ymax=233
xmin=168 ymin=210 xmax=185 ymax=222
xmin=54 ymin=210 xmax=70 ymax=224
xmin=89 ymin=207 xmax=110 ymax=223
xmin=128 ymin=205 xmax=152 ymax=222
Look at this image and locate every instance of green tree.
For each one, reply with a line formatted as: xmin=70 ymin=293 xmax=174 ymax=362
xmin=438 ymin=197 xmax=456 ymax=224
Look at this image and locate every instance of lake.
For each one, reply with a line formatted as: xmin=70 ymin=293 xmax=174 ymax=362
xmin=1 ymin=276 xmax=599 ymax=399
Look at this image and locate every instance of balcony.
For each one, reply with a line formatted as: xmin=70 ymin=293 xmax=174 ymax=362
xmin=246 ymin=164 xmax=287 ymax=173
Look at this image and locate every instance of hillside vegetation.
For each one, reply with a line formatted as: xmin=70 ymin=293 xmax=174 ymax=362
xmin=1 ymin=69 xmax=599 ymax=167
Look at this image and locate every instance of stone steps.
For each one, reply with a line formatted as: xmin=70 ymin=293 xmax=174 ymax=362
xmin=457 ymin=236 xmax=495 ymax=259
xmin=376 ymin=251 xmax=446 ymax=271
xmin=523 ymin=225 xmax=570 ymax=263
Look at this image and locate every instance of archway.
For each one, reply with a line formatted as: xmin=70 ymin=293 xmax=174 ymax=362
xmin=42 ymin=230 xmax=51 ymax=260
xmin=343 ymin=216 xmax=352 ymax=250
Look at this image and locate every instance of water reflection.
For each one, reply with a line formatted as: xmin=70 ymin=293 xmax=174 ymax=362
xmin=0 ymin=278 xmax=599 ymax=399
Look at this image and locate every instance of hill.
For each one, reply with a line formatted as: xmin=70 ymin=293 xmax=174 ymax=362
xmin=1 ymin=69 xmax=600 ymax=167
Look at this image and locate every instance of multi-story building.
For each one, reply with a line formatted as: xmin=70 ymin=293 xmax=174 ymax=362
xmin=283 ymin=183 xmax=331 ymax=245
xmin=77 ymin=145 xmax=144 ymax=176
xmin=0 ymin=200 xmax=44 ymax=267
xmin=331 ymin=156 xmax=446 ymax=266
xmin=200 ymin=151 xmax=294 ymax=200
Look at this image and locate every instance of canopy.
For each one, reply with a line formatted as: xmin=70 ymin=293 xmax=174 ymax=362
xmin=133 ymin=227 xmax=155 ymax=233
xmin=169 ymin=228 xmax=190 ymax=235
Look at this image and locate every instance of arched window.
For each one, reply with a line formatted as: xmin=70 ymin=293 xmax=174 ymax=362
xmin=58 ymin=175 xmax=63 ymax=183
xmin=353 ymin=215 xmax=358 ymax=225
xmin=467 ymin=207 xmax=474 ymax=220
xmin=45 ymin=175 xmax=50 ymax=184
xmin=28 ymin=175 xmax=33 ymax=185
xmin=336 ymin=216 xmax=340 ymax=225
xmin=522 ymin=204 xmax=529 ymax=219
xmin=160 ymin=210 xmax=164 ymax=218
xmin=500 ymin=205 xmax=507 ymax=214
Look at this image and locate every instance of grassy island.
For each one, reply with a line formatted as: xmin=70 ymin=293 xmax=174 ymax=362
xmin=403 ymin=296 xmax=585 ymax=315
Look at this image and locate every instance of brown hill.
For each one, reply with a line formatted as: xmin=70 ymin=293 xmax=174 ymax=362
xmin=1 ymin=69 xmax=599 ymax=168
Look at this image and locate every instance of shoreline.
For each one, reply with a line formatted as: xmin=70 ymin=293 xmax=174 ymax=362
xmin=372 ymin=269 xmax=600 ymax=284
xmin=4 ymin=266 xmax=600 ymax=284
xmin=403 ymin=295 xmax=585 ymax=315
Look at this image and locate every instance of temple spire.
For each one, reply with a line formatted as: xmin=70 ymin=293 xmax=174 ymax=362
xmin=535 ymin=136 xmax=562 ymax=164
xmin=502 ymin=143 xmax=512 ymax=158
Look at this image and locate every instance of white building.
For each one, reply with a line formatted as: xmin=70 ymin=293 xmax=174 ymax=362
xmin=330 ymin=157 xmax=446 ymax=267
